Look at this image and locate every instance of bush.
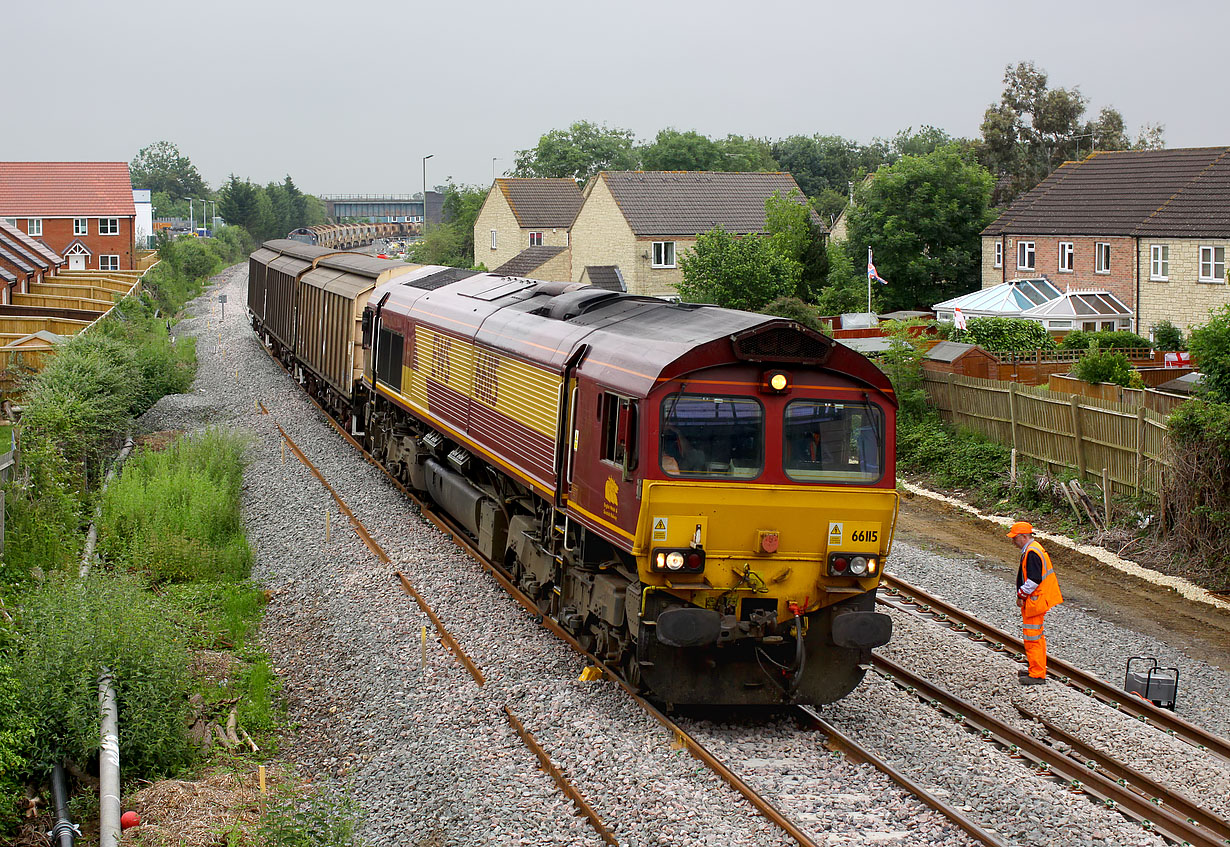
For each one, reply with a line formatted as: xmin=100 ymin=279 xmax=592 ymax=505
xmin=97 ymin=430 xmax=251 ymax=584
xmin=1188 ymin=304 xmax=1230 ymax=403
xmin=257 ymin=781 xmax=365 ymax=847
xmin=1150 ymin=320 xmax=1185 ymax=352
xmin=13 ymin=572 xmax=193 ymax=777
xmin=951 ymin=316 xmax=1055 ymax=352
xmin=1072 ymin=347 xmax=1141 ymax=388
xmin=1163 ymin=399 xmax=1230 ymax=587
xmin=1059 ymin=329 xmax=1152 ymax=351
xmin=896 ymin=414 xmax=1010 ymax=491
xmin=0 ymin=635 xmax=35 ymax=835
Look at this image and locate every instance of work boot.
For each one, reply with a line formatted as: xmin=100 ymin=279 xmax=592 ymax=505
xmin=1019 ymin=675 xmax=1046 ymax=686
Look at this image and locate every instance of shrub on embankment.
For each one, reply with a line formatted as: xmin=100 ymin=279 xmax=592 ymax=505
xmin=11 ymin=572 xmax=195 ymax=779
xmin=98 ymin=429 xmax=252 ymax=584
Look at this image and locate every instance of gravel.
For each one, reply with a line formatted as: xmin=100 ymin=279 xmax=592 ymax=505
xmin=138 ymin=264 xmax=1230 ymax=846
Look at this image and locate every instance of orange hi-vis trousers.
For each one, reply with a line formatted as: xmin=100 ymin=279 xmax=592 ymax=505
xmin=1022 ymin=612 xmax=1047 ymax=678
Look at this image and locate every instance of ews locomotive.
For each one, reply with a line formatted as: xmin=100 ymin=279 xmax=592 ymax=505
xmin=249 ymin=242 xmax=897 ymax=706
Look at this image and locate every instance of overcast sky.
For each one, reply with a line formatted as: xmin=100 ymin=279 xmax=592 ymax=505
xmin=8 ymin=0 xmax=1229 ymax=196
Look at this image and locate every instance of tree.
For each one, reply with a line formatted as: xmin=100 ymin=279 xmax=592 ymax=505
xmin=816 ymin=241 xmax=873 ymax=315
xmin=218 ymin=175 xmax=276 ymax=241
xmin=715 ymin=135 xmax=778 ymax=171
xmin=770 ymin=135 xmax=888 ymax=199
xmin=845 ymin=145 xmax=996 ymax=311
xmin=764 ymin=191 xmax=827 ymax=301
xmin=978 ymin=61 xmax=1165 ymax=196
xmin=512 ymin=121 xmax=639 ymax=182
xmin=640 ymin=129 xmax=724 ymax=171
xmin=677 ymin=226 xmax=800 ymax=312
xmin=130 ymin=141 xmax=208 ymax=199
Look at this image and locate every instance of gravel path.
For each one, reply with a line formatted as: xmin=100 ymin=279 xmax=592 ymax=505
xmin=138 ymin=265 xmax=1230 ymax=846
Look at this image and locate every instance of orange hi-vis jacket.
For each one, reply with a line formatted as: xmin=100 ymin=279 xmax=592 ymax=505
xmin=1020 ymin=540 xmax=1063 ymax=617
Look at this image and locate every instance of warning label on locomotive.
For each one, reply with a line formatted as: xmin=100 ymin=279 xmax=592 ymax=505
xmin=827 ymin=521 xmax=882 ymax=548
xmin=652 ymin=517 xmax=669 ymax=541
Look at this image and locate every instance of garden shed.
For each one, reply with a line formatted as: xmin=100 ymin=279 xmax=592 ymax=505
xmin=921 ymin=341 xmax=998 ymax=378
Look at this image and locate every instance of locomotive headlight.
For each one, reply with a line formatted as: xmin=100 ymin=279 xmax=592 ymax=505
xmin=867 ymin=558 xmax=878 ymax=574
xmin=849 ymin=556 xmax=868 ymax=576
xmin=666 ymin=552 xmax=686 ymax=570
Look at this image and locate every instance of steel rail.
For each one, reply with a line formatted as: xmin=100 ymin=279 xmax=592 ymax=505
xmin=1017 ymin=704 xmax=1230 ymax=842
xmin=504 ymin=707 xmax=620 ymax=846
xmin=798 ymin=707 xmax=1009 ymax=847
xmin=874 ymin=654 xmax=1224 ymax=847
xmin=879 ymin=573 xmax=1230 ymax=765
xmin=267 ymin=404 xmax=624 ymax=846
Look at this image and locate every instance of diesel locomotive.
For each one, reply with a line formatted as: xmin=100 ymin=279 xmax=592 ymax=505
xmin=248 ymin=241 xmax=898 ymax=706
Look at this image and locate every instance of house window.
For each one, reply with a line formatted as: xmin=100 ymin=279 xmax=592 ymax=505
xmin=1016 ymin=240 xmax=1034 ymax=270
xmin=99 ymin=218 xmax=119 ymax=235
xmin=529 ymin=231 xmax=543 ymax=247
xmin=652 ymin=241 xmax=676 ymax=268
xmin=490 ymin=230 xmax=497 ymax=250
xmin=1199 ymin=246 xmax=1226 ymax=283
xmin=993 ymin=242 xmax=1002 ymax=268
xmin=1058 ymin=241 xmax=1074 ymax=272
xmin=74 ymin=218 xmax=88 ymax=236
xmin=99 ymin=255 xmax=120 ymax=271
xmin=1150 ymin=245 xmax=1169 ymax=281
xmin=1095 ymin=242 xmax=1111 ymax=273
xmin=27 ymin=219 xmax=42 ymax=236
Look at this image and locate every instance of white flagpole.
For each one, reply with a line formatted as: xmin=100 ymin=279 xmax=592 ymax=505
xmin=867 ymin=246 xmax=872 ymax=313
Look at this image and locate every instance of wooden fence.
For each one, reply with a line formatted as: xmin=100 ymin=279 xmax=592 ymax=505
xmin=922 ymin=371 xmax=1170 ymax=496
xmin=1047 ymin=373 xmax=1190 ymax=416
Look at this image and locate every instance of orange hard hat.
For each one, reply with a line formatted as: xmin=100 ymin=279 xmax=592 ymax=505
xmin=1006 ymin=521 xmax=1034 ymax=538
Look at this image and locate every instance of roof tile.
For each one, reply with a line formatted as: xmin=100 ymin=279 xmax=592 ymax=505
xmin=983 ymin=148 xmax=1230 ymax=237
xmin=0 ymin=162 xmax=136 ymax=217
xmin=496 ymin=179 xmax=583 ymax=228
xmin=600 ymin=171 xmax=823 ymax=236
xmin=492 ymin=245 xmax=567 ymax=276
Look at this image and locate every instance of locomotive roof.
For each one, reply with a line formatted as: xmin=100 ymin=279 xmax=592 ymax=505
xmin=374 ymin=268 xmax=894 ymax=402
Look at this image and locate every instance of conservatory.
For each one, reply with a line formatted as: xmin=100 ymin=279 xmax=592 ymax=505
xmin=933 ymin=277 xmax=1133 ymax=333
xmin=933 ymin=277 xmax=1063 ymax=322
xmin=1019 ymin=288 xmax=1134 ymax=333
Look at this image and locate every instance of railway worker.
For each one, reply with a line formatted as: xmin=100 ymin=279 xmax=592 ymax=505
xmin=1007 ymin=521 xmax=1063 ymax=685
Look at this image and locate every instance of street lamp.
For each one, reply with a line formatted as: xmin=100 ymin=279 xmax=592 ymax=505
xmin=183 ymin=198 xmax=194 ymax=233
xmin=422 ymin=154 xmax=433 ymax=227
xmin=196 ymin=199 xmax=209 ymax=235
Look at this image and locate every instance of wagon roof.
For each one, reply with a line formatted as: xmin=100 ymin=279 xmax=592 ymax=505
xmin=263 ymin=239 xmax=337 ymax=261
xmin=301 ymin=266 xmax=376 ymax=299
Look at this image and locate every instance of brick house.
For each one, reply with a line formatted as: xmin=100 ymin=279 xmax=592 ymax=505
xmin=981 ymin=147 xmax=1230 ymax=333
xmin=569 ymin=171 xmax=822 ymax=297
xmin=0 ymin=162 xmax=138 ymax=271
xmin=473 ymin=178 xmax=582 ymax=279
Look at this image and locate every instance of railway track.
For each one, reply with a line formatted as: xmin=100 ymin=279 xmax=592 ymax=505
xmin=871 ymin=654 xmax=1230 ymax=847
xmin=878 ymin=572 xmax=1230 ymax=764
xmin=260 ymin=341 xmax=1230 ymax=846
xmin=263 ymin=380 xmax=1003 ymax=846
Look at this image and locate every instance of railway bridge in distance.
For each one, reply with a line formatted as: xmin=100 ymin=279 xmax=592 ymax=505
xmin=320 ymin=191 xmax=443 ymax=225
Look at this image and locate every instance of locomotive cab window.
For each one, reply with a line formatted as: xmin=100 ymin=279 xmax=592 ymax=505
xmin=783 ymin=400 xmax=883 ymax=483
xmin=660 ymin=394 xmax=763 ymax=479
xmin=374 ymin=326 xmax=404 ymax=391
xmin=601 ymin=393 xmax=638 ymax=469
